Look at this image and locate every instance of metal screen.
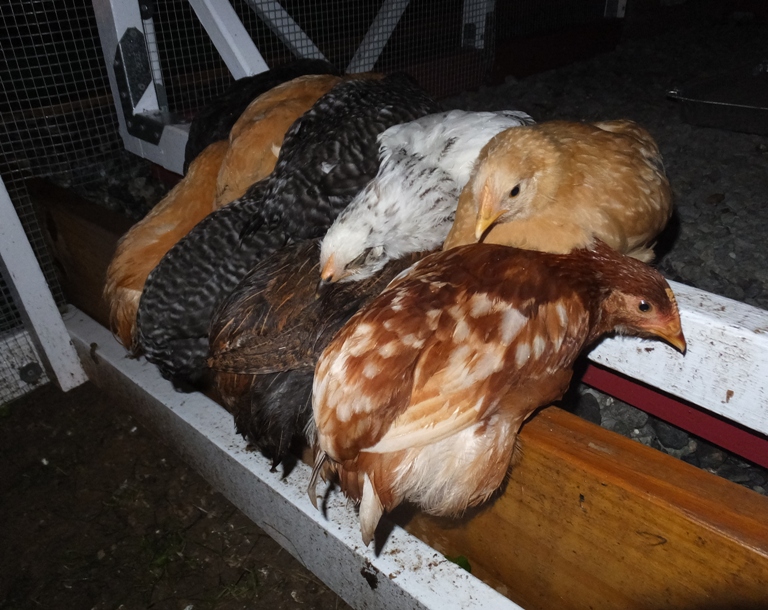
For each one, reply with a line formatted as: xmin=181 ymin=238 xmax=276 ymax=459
xmin=0 ymin=0 xmax=146 ymax=404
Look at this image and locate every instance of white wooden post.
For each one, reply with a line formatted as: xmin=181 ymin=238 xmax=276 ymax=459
xmin=188 ymin=0 xmax=270 ymax=77
xmin=461 ymin=0 xmax=494 ymax=49
xmin=92 ymin=0 xmax=191 ymax=174
xmin=243 ymin=0 xmax=326 ymax=60
xmin=346 ymin=0 xmax=411 ymax=73
xmin=0 ymin=178 xmax=88 ymax=392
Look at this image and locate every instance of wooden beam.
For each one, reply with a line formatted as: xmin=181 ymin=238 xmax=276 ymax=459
xmin=582 ymin=363 xmax=768 ymax=469
xmin=27 ymin=178 xmax=133 ymax=330
xmin=405 ymin=406 xmax=768 ymax=610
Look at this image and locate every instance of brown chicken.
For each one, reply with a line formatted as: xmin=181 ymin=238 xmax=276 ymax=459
xmin=443 ymin=120 xmax=672 ymax=261
xmin=105 ymin=74 xmax=343 ymax=348
xmin=311 ymin=241 xmax=685 ymax=544
xmin=213 ymin=74 xmax=343 ymax=206
xmin=208 ymin=239 xmax=426 ymax=465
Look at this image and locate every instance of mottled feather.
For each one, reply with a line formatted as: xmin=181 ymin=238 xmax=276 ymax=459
xmin=319 ymin=109 xmax=535 ymax=282
xmin=312 ymin=241 xmax=685 ymax=544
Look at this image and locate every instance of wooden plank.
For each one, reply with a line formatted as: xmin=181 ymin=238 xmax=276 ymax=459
xmin=244 ymin=0 xmax=326 ymax=61
xmin=405 ymin=406 xmax=768 ymax=610
xmin=583 ymin=363 xmax=768 ymax=470
xmin=27 ymin=179 xmax=133 ymax=330
xmin=346 ymin=0 xmax=411 ymax=73
xmin=0 ymin=178 xmax=88 ymax=392
xmin=65 ymin=310 xmax=520 ymax=610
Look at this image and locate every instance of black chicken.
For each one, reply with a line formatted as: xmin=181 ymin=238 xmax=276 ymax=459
xmin=135 ymin=73 xmax=440 ymax=387
xmin=208 ymin=239 xmax=426 ymax=465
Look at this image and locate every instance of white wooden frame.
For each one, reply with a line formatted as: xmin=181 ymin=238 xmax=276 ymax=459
xmin=0 ymin=178 xmax=87 ymax=393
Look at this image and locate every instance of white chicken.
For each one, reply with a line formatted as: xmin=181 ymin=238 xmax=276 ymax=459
xmin=318 ymin=109 xmax=535 ymax=283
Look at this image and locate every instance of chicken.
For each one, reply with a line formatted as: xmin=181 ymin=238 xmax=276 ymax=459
xmin=208 ymin=239 xmax=426 ymax=464
xmin=135 ymin=73 xmax=440 ymax=386
xmin=442 ymin=120 xmax=673 ymax=262
xmin=310 ymin=241 xmax=685 ymax=545
xmin=319 ymin=109 xmax=534 ymax=283
xmin=213 ymin=73 xmax=344 ymax=207
xmin=184 ymin=58 xmax=340 ymax=170
xmin=104 ymin=140 xmax=228 ymax=348
xmin=104 ymin=75 xmax=342 ymax=349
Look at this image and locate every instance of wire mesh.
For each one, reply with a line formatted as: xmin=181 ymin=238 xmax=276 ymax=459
xmin=0 ymin=0 xmax=151 ymax=404
xmin=0 ymin=0 xmax=613 ymax=407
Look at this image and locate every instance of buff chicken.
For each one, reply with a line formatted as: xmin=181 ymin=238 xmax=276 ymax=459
xmin=136 ymin=73 xmax=440 ymax=386
xmin=319 ymin=109 xmax=534 ymax=283
xmin=208 ymin=239 xmax=425 ymax=465
xmin=442 ymin=120 xmax=673 ymax=261
xmin=104 ymin=73 xmax=343 ymax=349
xmin=184 ymin=58 xmax=340 ymax=170
xmin=310 ymin=241 xmax=686 ymax=544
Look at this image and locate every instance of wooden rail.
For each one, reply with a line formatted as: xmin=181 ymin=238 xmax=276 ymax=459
xmin=30 ymin=179 xmax=768 ymax=609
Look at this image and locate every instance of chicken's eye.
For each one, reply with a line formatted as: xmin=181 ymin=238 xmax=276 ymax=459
xmin=510 ymin=185 xmax=521 ymax=197
xmin=347 ymin=247 xmax=374 ymax=269
xmin=638 ymin=300 xmax=652 ymax=313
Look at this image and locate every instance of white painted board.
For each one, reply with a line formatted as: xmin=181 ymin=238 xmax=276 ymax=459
xmin=65 ymin=309 xmax=520 ymax=610
xmin=0 ymin=179 xmax=87 ymax=392
xmin=588 ymin=279 xmax=768 ymax=437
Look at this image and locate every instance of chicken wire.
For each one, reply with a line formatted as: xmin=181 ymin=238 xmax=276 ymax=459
xmin=0 ymin=0 xmax=145 ymax=405
xmin=0 ymin=0 xmax=613 ymax=406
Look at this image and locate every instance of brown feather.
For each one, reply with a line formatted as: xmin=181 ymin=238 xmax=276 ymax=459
xmin=208 ymin=238 xmax=428 ymax=463
xmin=312 ymin=241 xmax=685 ymax=543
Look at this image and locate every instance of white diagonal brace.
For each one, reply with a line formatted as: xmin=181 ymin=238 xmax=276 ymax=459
xmin=189 ymin=0 xmax=270 ymax=78
xmin=244 ymin=0 xmax=326 ymax=60
xmin=347 ymin=0 xmax=410 ymax=73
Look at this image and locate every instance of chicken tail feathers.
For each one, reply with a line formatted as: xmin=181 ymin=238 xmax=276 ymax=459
xmin=308 ymin=450 xmax=328 ymax=510
xmin=359 ymin=473 xmax=384 ymax=546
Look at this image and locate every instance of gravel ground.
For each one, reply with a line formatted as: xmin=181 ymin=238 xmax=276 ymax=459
xmin=443 ymin=9 xmax=768 ymax=492
xmin=0 ymin=382 xmax=350 ymax=610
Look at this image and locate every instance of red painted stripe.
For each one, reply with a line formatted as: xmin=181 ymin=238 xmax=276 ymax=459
xmin=581 ymin=363 xmax=768 ymax=470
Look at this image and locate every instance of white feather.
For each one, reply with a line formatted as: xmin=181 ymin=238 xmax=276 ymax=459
xmin=320 ymin=109 xmax=535 ymax=282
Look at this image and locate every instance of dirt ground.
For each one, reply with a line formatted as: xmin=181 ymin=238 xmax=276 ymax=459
xmin=0 ymin=381 xmax=349 ymax=610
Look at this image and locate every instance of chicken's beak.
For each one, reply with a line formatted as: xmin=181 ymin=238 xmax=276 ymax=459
xmin=320 ymin=254 xmax=338 ymax=283
xmin=657 ymin=324 xmax=687 ymax=354
xmin=475 ymin=184 xmax=504 ymax=240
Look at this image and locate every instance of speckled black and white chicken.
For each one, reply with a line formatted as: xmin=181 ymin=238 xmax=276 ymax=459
xmin=135 ymin=73 xmax=440 ymax=387
xmin=208 ymin=239 xmax=425 ymax=465
xmin=318 ymin=109 xmax=534 ymax=283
